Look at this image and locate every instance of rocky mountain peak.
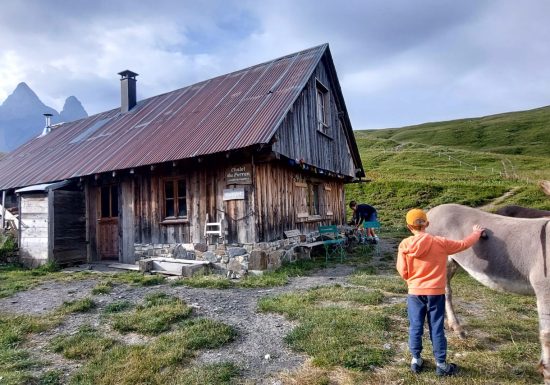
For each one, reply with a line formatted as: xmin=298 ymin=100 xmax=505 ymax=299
xmin=0 ymin=83 xmax=88 ymax=152
xmin=60 ymin=96 xmax=88 ymax=123
xmin=0 ymin=82 xmax=49 ymax=119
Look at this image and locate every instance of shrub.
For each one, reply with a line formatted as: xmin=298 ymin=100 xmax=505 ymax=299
xmin=0 ymin=232 xmax=17 ymax=263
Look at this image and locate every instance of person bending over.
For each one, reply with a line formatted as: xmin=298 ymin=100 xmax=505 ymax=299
xmin=349 ymin=201 xmax=378 ymax=243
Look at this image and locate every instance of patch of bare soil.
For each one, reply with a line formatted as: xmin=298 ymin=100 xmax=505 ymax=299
xmin=0 ymin=263 xmax=358 ymax=384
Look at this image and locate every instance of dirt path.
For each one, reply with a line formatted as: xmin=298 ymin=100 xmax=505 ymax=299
xmin=478 ymin=186 xmax=521 ymax=211
xmin=0 ymin=264 xmax=357 ymax=384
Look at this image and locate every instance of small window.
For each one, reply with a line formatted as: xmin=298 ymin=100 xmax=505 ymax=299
xmin=316 ymin=81 xmax=330 ymax=134
xmin=164 ymin=178 xmax=187 ymax=218
xmin=295 ymin=181 xmax=322 ymax=220
xmin=100 ymin=185 xmax=118 ymax=218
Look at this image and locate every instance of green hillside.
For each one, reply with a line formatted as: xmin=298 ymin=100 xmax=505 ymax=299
xmin=364 ymin=105 xmax=550 ymax=157
xmin=347 ymin=106 xmax=550 ymax=230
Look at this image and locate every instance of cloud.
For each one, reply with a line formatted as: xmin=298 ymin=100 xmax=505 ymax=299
xmin=0 ymin=51 xmax=26 ymax=101
xmin=1 ymin=0 xmax=549 ymax=129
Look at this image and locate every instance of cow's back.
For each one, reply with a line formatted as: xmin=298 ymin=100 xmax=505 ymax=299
xmin=496 ymin=205 xmax=550 ymax=218
xmin=426 ymin=204 xmax=548 ymax=295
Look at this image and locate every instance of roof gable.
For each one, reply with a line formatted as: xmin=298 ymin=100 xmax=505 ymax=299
xmin=0 ymin=45 xmax=333 ymax=189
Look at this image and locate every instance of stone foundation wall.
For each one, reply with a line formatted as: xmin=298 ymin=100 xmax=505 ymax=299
xmin=133 ymin=235 xmax=317 ymax=278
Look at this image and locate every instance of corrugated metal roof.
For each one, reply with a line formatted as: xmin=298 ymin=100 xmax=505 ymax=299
xmin=14 ymin=180 xmax=70 ymax=193
xmin=0 ymin=44 xmax=327 ymax=190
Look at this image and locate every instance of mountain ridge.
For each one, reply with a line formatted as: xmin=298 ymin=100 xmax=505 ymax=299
xmin=0 ymin=82 xmax=88 ymax=152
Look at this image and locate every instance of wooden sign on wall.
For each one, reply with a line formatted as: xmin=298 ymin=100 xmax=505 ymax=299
xmin=223 ymin=188 xmax=246 ymax=201
xmin=226 ymin=164 xmax=252 ymax=185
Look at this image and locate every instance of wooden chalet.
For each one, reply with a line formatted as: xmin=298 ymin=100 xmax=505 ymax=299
xmin=0 ymin=44 xmax=364 ymax=267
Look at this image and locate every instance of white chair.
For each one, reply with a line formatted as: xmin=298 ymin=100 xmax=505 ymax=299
xmin=204 ymin=213 xmax=223 ymax=244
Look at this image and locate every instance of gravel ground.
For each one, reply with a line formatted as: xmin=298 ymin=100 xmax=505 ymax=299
xmin=0 ymin=263 xmax=360 ymax=384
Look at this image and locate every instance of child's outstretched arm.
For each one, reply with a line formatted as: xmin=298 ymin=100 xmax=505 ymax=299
xmin=443 ymin=224 xmax=485 ymax=255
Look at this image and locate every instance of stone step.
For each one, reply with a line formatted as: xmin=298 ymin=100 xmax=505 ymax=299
xmin=108 ymin=263 xmax=140 ymax=271
xmin=139 ymin=257 xmax=210 ymax=277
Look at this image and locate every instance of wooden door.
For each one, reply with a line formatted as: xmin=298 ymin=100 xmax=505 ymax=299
xmin=97 ymin=185 xmax=119 ymax=260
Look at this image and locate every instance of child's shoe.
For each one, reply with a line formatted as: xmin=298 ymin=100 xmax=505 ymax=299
xmin=436 ymin=362 xmax=458 ymax=376
xmin=410 ymin=357 xmax=423 ymax=373
xmin=372 ymin=236 xmax=379 ymax=244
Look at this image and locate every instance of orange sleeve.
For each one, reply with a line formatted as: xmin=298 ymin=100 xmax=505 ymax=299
xmin=442 ymin=230 xmax=482 ymax=255
xmin=396 ymin=240 xmax=410 ymax=280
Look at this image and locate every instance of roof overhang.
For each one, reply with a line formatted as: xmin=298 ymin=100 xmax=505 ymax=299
xmin=15 ymin=180 xmax=70 ymax=194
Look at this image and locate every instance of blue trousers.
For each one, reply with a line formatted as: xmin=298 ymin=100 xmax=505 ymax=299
xmin=407 ymin=294 xmax=447 ymax=363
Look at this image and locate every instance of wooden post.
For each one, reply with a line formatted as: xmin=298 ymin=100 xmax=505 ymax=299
xmin=48 ymin=190 xmax=55 ymax=263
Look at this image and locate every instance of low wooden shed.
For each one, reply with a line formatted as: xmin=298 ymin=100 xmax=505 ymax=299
xmin=16 ymin=181 xmax=86 ymax=267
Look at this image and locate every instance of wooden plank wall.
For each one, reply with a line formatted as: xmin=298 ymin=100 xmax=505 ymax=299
xmin=86 ymin=185 xmax=98 ymax=261
xmin=120 ymin=178 xmax=135 ymax=263
xmin=52 ymin=190 xmax=87 ymax=264
xmin=130 ymin=162 xmax=259 ymax=248
xmin=254 ymin=162 xmax=346 ymax=241
xmin=130 ymin=160 xmax=345 ymax=248
xmin=86 ymin=159 xmax=346 ymax=263
xmin=133 ymin=165 xmax=230 ymax=246
xmin=224 ymin=184 xmax=255 ymax=244
xmin=19 ymin=194 xmax=49 ymax=264
xmin=134 ymin=173 xmax=177 ymax=244
xmin=83 ymin=159 xmax=346 ymax=263
xmin=272 ymin=60 xmax=356 ymax=178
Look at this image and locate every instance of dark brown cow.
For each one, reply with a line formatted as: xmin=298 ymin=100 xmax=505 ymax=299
xmin=426 ymin=204 xmax=550 ymax=384
xmin=496 ymin=205 xmax=550 ymax=219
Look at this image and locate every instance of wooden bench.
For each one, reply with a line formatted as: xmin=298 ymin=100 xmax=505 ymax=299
xmin=284 ymin=229 xmax=325 ymax=247
xmin=283 ymin=231 xmax=327 ymax=263
xmin=284 ymin=229 xmax=303 ymax=242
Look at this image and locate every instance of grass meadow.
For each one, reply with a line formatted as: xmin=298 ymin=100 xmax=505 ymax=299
xmin=258 ymin=255 xmax=542 ymax=385
xmin=347 ymin=131 xmax=550 ymax=230
xmin=0 ymin=248 xmax=544 ymax=385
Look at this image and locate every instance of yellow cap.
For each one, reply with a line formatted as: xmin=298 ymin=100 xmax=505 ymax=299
xmin=406 ymin=208 xmax=427 ymax=226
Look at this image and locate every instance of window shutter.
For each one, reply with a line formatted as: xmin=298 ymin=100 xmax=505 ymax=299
xmin=324 ymin=184 xmax=333 ymax=216
xmin=294 ymin=182 xmax=309 ymax=218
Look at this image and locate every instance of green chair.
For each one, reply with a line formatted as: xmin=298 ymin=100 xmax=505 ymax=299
xmin=318 ymin=225 xmax=346 ymax=263
xmin=362 ymin=220 xmax=381 ymax=257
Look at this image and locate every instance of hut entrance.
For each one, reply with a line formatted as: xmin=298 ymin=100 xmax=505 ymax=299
xmin=98 ymin=184 xmax=119 ymax=260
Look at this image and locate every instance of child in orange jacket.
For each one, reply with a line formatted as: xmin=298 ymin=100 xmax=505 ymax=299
xmin=396 ymin=208 xmax=484 ymax=376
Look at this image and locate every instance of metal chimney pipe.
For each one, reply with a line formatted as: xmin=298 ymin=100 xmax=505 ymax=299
xmin=118 ymin=70 xmax=139 ymax=113
xmin=39 ymin=113 xmax=53 ymax=137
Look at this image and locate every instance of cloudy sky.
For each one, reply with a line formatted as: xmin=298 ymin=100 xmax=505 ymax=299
xmin=1 ymin=0 xmax=549 ymax=129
